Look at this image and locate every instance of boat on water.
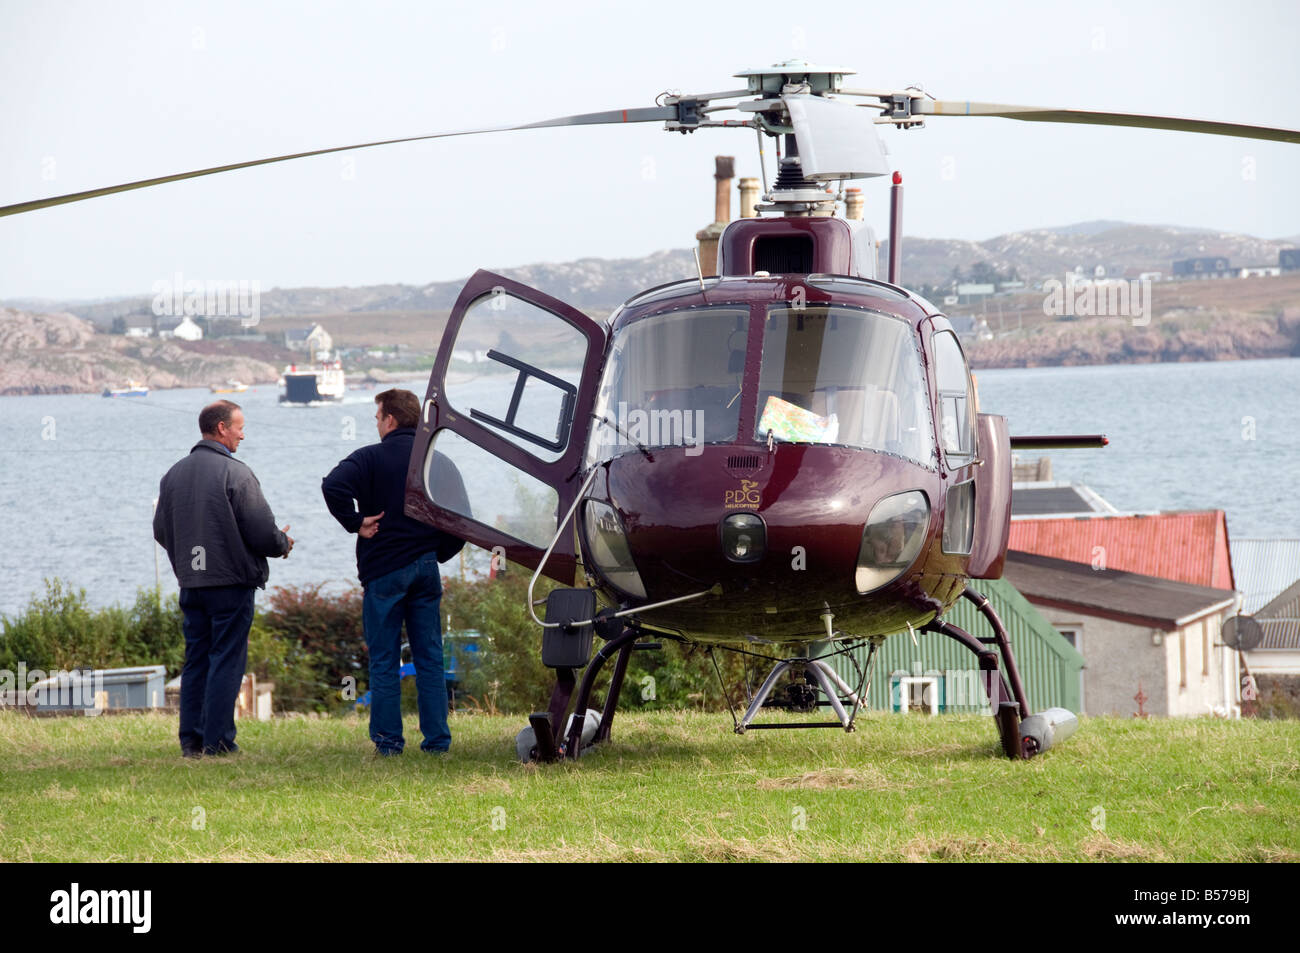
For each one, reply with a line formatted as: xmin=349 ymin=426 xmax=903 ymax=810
xmin=210 ymin=380 xmax=249 ymax=393
xmin=102 ymin=380 xmax=149 ymax=398
xmin=280 ymin=354 xmax=345 ymax=405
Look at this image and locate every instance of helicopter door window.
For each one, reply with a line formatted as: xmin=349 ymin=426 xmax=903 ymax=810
xmin=933 ymin=330 xmax=976 ymax=468
xmin=423 ymin=429 xmax=560 ymax=550
xmin=444 ymin=292 xmax=589 ymax=464
xmin=755 ymin=305 xmax=935 ymax=467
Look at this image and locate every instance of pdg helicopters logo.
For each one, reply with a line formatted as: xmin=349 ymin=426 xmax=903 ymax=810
xmin=725 ymin=479 xmax=762 ymax=508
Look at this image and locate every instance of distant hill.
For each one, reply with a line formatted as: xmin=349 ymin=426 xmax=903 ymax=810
xmin=882 ymin=223 xmax=1299 ymax=288
xmin=6 ymin=222 xmax=1298 ymax=324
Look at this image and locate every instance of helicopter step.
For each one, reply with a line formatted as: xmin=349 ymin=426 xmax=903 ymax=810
xmin=517 ymin=611 xmax=660 ymax=762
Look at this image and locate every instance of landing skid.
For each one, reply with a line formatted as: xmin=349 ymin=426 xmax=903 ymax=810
xmin=516 ymin=585 xmax=1060 ymax=762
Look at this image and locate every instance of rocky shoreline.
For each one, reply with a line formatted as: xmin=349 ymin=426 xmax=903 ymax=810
xmin=0 ymin=309 xmax=282 ymax=396
xmin=968 ymin=310 xmax=1300 ymax=369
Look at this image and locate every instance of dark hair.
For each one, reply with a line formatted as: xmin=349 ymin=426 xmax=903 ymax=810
xmin=199 ymin=400 xmax=241 ymax=437
xmin=375 ymin=389 xmax=420 ymax=429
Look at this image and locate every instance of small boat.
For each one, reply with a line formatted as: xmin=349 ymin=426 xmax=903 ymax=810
xmin=210 ymin=380 xmax=249 ymax=394
xmin=102 ymin=380 xmax=149 ymax=398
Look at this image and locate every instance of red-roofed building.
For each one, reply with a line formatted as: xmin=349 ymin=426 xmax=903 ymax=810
xmin=1007 ymin=510 xmax=1234 ymax=590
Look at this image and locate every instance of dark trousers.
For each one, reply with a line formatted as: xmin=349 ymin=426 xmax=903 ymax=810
xmin=179 ymin=585 xmax=255 ymax=754
xmin=362 ymin=554 xmax=448 ymax=753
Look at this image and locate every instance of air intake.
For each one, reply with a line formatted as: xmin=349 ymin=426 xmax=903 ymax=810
xmin=754 ymin=235 xmax=814 ymax=274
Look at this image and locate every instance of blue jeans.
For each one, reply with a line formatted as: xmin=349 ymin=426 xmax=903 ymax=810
xmin=362 ymin=553 xmax=448 ymax=753
xmin=179 ymin=585 xmax=254 ymax=754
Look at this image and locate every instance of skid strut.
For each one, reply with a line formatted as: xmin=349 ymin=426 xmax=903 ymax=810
xmin=733 ymin=640 xmax=879 ymax=733
xmin=922 ymin=585 xmax=1029 ymax=759
xmin=563 ymin=627 xmax=646 ymax=759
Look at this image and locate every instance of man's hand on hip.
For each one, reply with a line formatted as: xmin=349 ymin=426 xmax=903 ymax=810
xmin=358 ymin=512 xmax=385 ymax=539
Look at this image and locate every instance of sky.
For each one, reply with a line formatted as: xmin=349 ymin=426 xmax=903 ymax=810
xmin=1 ymin=0 xmax=1298 ymax=300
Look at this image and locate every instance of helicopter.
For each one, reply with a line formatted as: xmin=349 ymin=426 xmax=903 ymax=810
xmin=5 ymin=60 xmax=1298 ymax=762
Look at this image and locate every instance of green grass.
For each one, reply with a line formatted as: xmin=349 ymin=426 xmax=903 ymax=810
xmin=1 ymin=710 xmax=1297 ymax=861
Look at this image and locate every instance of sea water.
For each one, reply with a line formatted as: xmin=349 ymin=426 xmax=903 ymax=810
xmin=1 ymin=358 xmax=1297 ymax=617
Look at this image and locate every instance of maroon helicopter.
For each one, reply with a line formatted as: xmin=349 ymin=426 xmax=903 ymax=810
xmin=6 ymin=61 xmax=1296 ymax=761
xmin=398 ymin=63 xmax=1297 ymax=762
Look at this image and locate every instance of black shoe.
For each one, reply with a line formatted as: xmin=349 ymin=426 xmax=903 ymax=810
xmin=203 ymin=743 xmax=241 ymax=757
xmin=181 ymin=748 xmax=202 ymax=760
xmin=374 ymin=747 xmax=403 ymax=757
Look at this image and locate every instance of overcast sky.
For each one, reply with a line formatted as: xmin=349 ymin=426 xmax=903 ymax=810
xmin=2 ymin=0 xmax=1297 ymax=300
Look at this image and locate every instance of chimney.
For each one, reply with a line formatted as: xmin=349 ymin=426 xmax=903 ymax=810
xmin=738 ymin=177 xmax=760 ymax=218
xmin=844 ymin=187 xmax=865 ymax=221
xmin=696 ymin=156 xmax=735 ymax=277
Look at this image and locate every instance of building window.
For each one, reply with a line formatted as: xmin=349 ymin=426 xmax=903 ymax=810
xmin=1058 ymin=627 xmax=1080 ymax=651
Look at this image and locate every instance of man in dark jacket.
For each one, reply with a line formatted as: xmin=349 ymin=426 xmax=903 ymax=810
xmin=154 ymin=400 xmax=293 ymax=757
xmin=322 ymin=388 xmax=468 ymax=755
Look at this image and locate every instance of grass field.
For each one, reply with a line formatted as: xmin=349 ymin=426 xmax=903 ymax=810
xmin=1 ymin=710 xmax=1297 ymax=862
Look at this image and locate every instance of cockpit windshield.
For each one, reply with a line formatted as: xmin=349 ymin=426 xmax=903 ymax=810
xmin=588 ymin=306 xmax=749 ymax=464
xmin=755 ymin=305 xmax=936 ymax=467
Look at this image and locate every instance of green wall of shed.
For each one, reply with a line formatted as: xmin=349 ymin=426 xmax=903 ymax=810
xmin=827 ymin=578 xmax=1085 ymax=715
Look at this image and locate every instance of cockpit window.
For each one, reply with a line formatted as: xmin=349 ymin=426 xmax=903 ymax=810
xmin=588 ymin=306 xmax=749 ymax=464
xmin=933 ymin=330 xmax=976 ymax=467
xmin=754 ymin=305 xmax=935 ymax=467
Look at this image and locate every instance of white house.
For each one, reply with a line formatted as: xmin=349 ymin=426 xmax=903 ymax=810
xmin=158 ymin=316 xmax=204 ymax=341
xmin=285 ymin=323 xmax=332 ymax=356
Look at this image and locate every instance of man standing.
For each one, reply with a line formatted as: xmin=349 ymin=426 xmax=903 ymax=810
xmin=154 ymin=400 xmax=293 ymax=757
xmin=322 ymin=388 xmax=467 ymax=755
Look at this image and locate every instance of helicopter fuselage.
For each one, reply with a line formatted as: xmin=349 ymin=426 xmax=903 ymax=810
xmin=406 ymin=229 xmax=1011 ymax=651
xmin=571 ymin=273 xmax=1008 ymax=644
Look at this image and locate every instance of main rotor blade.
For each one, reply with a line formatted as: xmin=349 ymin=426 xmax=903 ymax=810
xmin=917 ymin=100 xmax=1300 ymax=143
xmin=0 ymin=106 xmax=677 ymax=218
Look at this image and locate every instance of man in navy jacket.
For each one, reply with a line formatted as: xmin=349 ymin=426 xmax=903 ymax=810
xmin=322 ymin=389 xmax=468 ymax=755
xmin=154 ymin=400 xmax=293 ymax=757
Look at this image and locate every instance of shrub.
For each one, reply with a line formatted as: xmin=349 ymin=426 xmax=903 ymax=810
xmin=440 ymin=569 xmax=555 ymax=715
xmin=440 ymin=566 xmax=749 ymax=715
xmin=246 ymin=618 xmax=329 ymax=713
xmin=0 ymin=580 xmax=185 ymax=676
xmin=257 ymin=584 xmax=367 ymax=712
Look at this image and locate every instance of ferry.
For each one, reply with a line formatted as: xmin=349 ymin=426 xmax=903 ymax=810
xmin=280 ymin=354 xmax=345 ymax=405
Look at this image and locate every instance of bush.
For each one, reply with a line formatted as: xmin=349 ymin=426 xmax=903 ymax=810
xmin=0 ymin=579 xmax=185 ymax=676
xmin=441 ymin=569 xmax=555 ymax=714
xmin=257 ymin=584 xmax=366 ymax=713
xmin=246 ymin=618 xmax=329 ymax=714
xmin=441 ymin=566 xmax=749 ymax=715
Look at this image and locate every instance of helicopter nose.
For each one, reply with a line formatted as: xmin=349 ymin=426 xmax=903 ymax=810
xmin=720 ymin=512 xmax=766 ymax=563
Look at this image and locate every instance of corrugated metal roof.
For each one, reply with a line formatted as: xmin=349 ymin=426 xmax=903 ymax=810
xmin=1003 ymin=551 xmax=1237 ymax=630
xmin=1011 ymin=482 xmax=1118 ymax=517
xmin=1260 ymin=619 xmax=1300 ymax=651
xmin=1007 ymin=511 xmax=1233 ymax=590
xmin=827 ymin=577 xmax=1084 ymax=715
xmin=1230 ymin=539 xmax=1300 ymax=614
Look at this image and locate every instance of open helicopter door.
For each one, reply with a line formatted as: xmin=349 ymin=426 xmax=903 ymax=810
xmin=405 ymin=270 xmax=606 ymax=584
xmin=968 ymin=413 xmax=1012 ymax=578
